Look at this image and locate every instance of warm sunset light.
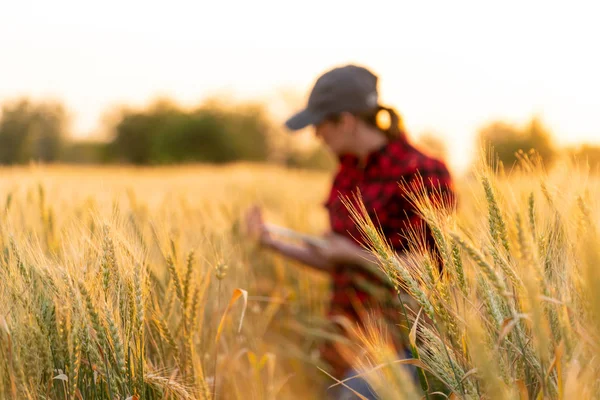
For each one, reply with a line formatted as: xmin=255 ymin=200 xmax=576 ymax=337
xmin=2 ymin=2 xmax=600 ymax=399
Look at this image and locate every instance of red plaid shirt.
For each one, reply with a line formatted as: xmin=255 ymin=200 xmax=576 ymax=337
xmin=321 ymin=136 xmax=455 ymax=373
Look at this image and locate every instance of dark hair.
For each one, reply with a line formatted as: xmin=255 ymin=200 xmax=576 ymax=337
xmin=325 ymin=106 xmax=406 ymax=140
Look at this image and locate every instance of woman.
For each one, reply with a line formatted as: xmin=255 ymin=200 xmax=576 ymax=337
xmin=246 ymin=64 xmax=455 ymax=399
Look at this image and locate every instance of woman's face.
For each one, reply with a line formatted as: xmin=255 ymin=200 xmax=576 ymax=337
xmin=314 ymin=113 xmax=357 ymax=155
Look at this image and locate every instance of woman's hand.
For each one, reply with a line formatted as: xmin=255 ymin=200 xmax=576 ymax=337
xmin=243 ymin=209 xmax=374 ymax=272
xmin=244 ymin=205 xmax=271 ymax=246
xmin=243 ymin=206 xmax=333 ymax=271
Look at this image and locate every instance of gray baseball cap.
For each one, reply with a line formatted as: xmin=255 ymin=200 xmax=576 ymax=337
xmin=285 ymin=64 xmax=380 ymax=131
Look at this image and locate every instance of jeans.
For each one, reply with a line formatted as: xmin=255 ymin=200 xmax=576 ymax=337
xmin=330 ymin=348 xmax=417 ymax=400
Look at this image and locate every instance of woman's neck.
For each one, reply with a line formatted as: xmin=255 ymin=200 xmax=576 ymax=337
xmin=353 ymin=127 xmax=389 ymax=161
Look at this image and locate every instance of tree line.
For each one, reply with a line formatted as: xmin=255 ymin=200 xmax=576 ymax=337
xmin=0 ymin=97 xmax=598 ymax=172
xmin=0 ymin=97 xmax=335 ymax=170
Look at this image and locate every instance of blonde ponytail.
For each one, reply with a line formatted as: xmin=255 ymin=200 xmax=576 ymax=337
xmin=373 ymin=106 xmax=406 ymax=139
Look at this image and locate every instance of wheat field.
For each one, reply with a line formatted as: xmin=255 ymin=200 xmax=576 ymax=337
xmin=1 ymin=156 xmax=599 ymax=400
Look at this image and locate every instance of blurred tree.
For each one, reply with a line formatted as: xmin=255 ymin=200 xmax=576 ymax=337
xmin=151 ymin=110 xmax=233 ymax=163
xmin=565 ymin=144 xmax=600 ymax=172
xmin=108 ymin=98 xmax=273 ymax=165
xmin=286 ymin=144 xmax=336 ymax=171
xmin=110 ymin=99 xmax=180 ymax=164
xmin=218 ymin=103 xmax=272 ymax=162
xmin=476 ymin=116 xmax=556 ymax=169
xmin=0 ymin=98 xmax=68 ymax=164
xmin=62 ymin=141 xmax=112 ymax=164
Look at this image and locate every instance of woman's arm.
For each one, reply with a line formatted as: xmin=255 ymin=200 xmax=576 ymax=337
xmin=261 ymin=236 xmax=334 ymax=272
xmin=245 ymin=205 xmax=380 ymax=274
xmin=306 ymin=232 xmax=384 ymax=273
xmin=245 ymin=206 xmax=333 ymax=272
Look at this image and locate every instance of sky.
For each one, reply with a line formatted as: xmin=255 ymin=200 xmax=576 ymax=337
xmin=1 ymin=0 xmax=599 ymax=172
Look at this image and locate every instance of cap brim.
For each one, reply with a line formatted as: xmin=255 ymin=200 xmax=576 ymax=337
xmin=284 ymin=108 xmax=322 ymax=132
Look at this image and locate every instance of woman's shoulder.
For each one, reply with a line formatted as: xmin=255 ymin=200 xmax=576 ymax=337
xmin=383 ymin=138 xmax=452 ymax=180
